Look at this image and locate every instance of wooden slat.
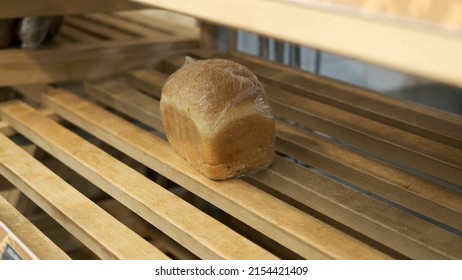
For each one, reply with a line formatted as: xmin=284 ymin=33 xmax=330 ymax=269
xmin=82 ymin=13 xmax=167 ymax=37
xmin=114 ymin=11 xmax=199 ymax=37
xmin=85 ymin=75 xmax=462 ymax=259
xmin=160 ymin=52 xmax=462 ymax=185
xmin=0 ymin=107 xmax=55 ymax=137
xmin=0 ymin=36 xmax=198 ymax=86
xmin=120 ymin=64 xmax=462 ymax=232
xmin=64 ymin=16 xmax=136 ymax=40
xmin=249 ymin=156 xmax=462 ymax=259
xmin=122 ymin=69 xmax=164 ymax=99
xmin=85 ymin=79 xmax=164 ymax=133
xmin=129 ymin=0 xmax=462 ymax=88
xmin=1 ymin=101 xmax=277 ymax=260
xmin=60 ymin=24 xmax=102 ymax=43
xmin=295 ymin=0 xmax=462 ymax=31
xmin=0 ymin=0 xmax=145 ymax=18
xmin=0 ymin=132 xmax=168 ymax=260
xmin=276 ymin=121 xmax=462 ymax=232
xmin=0 ymin=195 xmax=70 ymax=260
xmin=43 ymin=89 xmax=392 ymax=260
xmin=225 ymin=51 xmax=462 ymax=150
xmin=267 ymin=83 xmax=462 ymax=185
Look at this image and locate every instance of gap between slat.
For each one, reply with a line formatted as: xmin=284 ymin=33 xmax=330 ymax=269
xmin=43 ymin=88 xmax=391 ymax=260
xmin=117 ymin=67 xmax=462 ymax=233
xmin=0 ymin=195 xmax=71 ymax=260
xmin=0 ymin=132 xmax=169 ymax=260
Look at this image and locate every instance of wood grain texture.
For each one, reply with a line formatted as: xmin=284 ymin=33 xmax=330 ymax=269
xmin=0 ymin=107 xmax=55 ymax=137
xmin=1 ymin=101 xmax=276 ymax=260
xmin=85 ymin=79 xmax=164 ymax=133
xmin=0 ymin=132 xmax=168 ymax=260
xmin=0 ymin=0 xmax=145 ymax=18
xmin=43 ymin=89 xmax=391 ymax=260
xmin=0 ymin=37 xmax=198 ymax=86
xmin=0 ymin=195 xmax=70 ymax=260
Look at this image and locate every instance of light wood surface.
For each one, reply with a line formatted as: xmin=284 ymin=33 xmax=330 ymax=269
xmin=0 ymin=195 xmax=70 ymax=260
xmin=248 ymin=156 xmax=462 ymax=259
xmin=93 ymin=65 xmax=462 ymax=259
xmin=292 ymin=0 xmax=462 ymax=31
xmin=1 ymin=101 xmax=277 ymax=260
xmin=130 ymin=0 xmax=462 ymax=87
xmin=43 ymin=89 xmax=391 ymax=260
xmin=114 ymin=11 xmax=199 ymax=37
xmin=275 ymin=121 xmax=462 ymax=232
xmin=59 ymin=25 xmax=102 ymax=43
xmin=0 ymin=132 xmax=168 ymax=260
xmin=0 ymin=0 xmax=145 ymax=18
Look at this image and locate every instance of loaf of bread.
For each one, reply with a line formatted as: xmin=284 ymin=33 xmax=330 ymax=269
xmin=160 ymin=57 xmax=275 ymax=180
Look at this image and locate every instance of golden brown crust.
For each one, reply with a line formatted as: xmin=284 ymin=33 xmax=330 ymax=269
xmin=160 ymin=57 xmax=275 ymax=180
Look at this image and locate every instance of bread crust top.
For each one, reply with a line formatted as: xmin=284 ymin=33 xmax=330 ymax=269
xmin=161 ymin=57 xmax=272 ymax=131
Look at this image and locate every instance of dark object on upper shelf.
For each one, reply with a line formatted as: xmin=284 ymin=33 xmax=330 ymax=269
xmin=0 ymin=16 xmax=63 ymax=49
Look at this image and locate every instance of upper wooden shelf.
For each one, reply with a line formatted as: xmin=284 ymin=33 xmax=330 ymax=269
xmin=0 ymin=0 xmax=145 ymax=18
xmin=293 ymin=0 xmax=462 ymax=32
xmin=130 ymin=0 xmax=462 ymax=88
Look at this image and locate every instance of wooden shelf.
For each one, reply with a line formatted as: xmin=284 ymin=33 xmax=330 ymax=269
xmin=2 ymin=48 xmax=461 ymax=259
xmin=0 ymin=11 xmax=199 ymax=86
xmin=130 ymin=0 xmax=462 ymax=88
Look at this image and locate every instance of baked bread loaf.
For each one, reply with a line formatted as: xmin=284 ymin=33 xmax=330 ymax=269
xmin=160 ymin=57 xmax=275 ymax=180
